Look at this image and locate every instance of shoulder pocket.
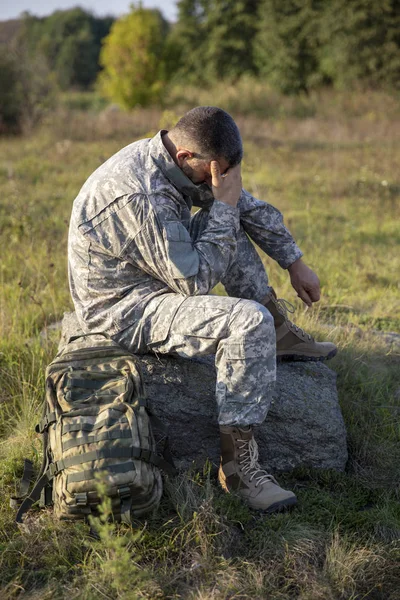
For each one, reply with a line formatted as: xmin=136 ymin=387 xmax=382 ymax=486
xmin=163 ymin=222 xmax=199 ymax=279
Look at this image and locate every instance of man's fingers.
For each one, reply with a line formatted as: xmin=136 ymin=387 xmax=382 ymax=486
xmin=297 ymin=288 xmax=313 ymax=307
xmin=308 ymin=287 xmax=320 ymax=302
xmin=211 ymin=161 xmax=242 ymax=207
xmin=210 ymin=161 xmax=222 ymax=186
xmin=306 ymin=279 xmax=320 ymax=302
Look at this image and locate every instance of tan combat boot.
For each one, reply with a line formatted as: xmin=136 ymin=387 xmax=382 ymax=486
xmin=218 ymin=425 xmax=297 ymax=512
xmin=264 ymin=288 xmax=337 ymax=362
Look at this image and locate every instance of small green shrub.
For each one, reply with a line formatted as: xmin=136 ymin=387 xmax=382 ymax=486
xmin=98 ymin=5 xmax=170 ymax=109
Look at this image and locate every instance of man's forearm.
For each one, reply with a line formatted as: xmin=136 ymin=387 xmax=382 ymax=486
xmin=237 ymin=189 xmax=303 ymax=268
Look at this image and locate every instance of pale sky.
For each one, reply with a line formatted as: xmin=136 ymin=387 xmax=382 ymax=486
xmin=0 ymin=0 xmax=178 ymax=22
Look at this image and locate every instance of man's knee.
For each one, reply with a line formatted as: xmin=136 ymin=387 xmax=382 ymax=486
xmin=227 ymin=299 xmax=276 ymax=357
xmin=231 ymin=299 xmax=274 ymax=335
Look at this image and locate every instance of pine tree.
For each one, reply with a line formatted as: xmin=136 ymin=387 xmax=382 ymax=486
xmin=254 ymin=0 xmax=324 ymax=94
xmin=203 ymin=0 xmax=260 ymax=81
xmin=169 ymin=0 xmax=260 ymax=83
xmin=254 ymin=0 xmax=400 ymax=94
xmin=319 ymin=0 xmax=400 ymax=89
xmin=165 ymin=0 xmax=210 ymax=84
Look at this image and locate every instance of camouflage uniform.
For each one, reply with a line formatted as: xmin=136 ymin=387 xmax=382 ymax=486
xmin=68 ymin=131 xmax=303 ymax=426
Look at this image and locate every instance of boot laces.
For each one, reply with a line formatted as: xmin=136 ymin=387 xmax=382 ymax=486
xmin=237 ymin=437 xmax=277 ymax=487
xmin=274 ymin=297 xmax=313 ymax=341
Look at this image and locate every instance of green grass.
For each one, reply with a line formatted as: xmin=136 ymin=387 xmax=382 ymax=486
xmin=0 ymin=90 xmax=399 ymax=598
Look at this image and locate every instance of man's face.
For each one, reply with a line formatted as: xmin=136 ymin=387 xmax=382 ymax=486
xmin=180 ymin=156 xmax=231 ymax=188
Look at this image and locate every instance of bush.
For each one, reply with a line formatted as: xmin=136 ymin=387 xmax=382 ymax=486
xmin=0 ymin=53 xmax=20 ymax=132
xmin=0 ymin=47 xmax=55 ymax=134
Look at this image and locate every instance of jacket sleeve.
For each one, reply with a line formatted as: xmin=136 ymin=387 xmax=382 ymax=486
xmin=238 ymin=189 xmax=303 ymax=269
xmin=142 ymin=193 xmax=241 ymax=295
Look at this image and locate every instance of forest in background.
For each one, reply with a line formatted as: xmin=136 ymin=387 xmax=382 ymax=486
xmin=0 ymin=0 xmax=400 ymax=132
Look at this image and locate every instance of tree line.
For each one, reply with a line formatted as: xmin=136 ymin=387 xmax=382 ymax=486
xmin=1 ymin=0 xmax=399 ymax=129
xmin=169 ymin=0 xmax=400 ymax=94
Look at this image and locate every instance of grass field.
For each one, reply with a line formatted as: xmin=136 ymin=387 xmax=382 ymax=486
xmin=0 ymin=89 xmax=399 ymax=599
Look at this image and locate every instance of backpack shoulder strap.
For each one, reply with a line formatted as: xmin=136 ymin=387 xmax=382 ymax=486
xmin=15 ymin=470 xmax=53 ymax=523
xmin=10 ymin=459 xmax=35 ymax=510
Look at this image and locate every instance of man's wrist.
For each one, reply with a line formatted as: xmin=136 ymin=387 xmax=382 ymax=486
xmin=276 ymin=246 xmax=303 ymax=270
xmin=287 ymin=257 xmax=303 ymax=274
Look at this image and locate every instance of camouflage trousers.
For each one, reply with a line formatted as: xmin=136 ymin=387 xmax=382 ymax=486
xmin=117 ymin=209 xmax=275 ymax=427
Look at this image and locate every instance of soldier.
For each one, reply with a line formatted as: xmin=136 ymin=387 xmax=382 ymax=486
xmin=68 ymin=106 xmax=337 ymax=512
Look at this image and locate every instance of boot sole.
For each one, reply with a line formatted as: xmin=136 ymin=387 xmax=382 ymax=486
xmin=218 ymin=471 xmax=298 ymax=514
xmin=263 ymin=495 xmax=298 ymax=513
xmin=221 ymin=490 xmax=298 ymax=514
xmin=277 ymin=347 xmax=338 ymax=363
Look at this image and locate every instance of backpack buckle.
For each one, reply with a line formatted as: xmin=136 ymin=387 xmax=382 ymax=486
xmin=140 ymin=449 xmax=151 ymax=463
xmin=35 ymin=412 xmax=57 ymax=434
xmin=117 ymin=486 xmax=131 ymax=499
xmin=74 ymin=492 xmax=88 ymax=506
xmin=48 ymin=463 xmax=58 ymax=478
xmin=48 ymin=459 xmax=64 ymax=478
xmin=118 ymin=487 xmax=132 ymax=525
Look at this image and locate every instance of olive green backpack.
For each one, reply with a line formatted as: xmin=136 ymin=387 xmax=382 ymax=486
xmin=14 ymin=334 xmax=175 ymax=524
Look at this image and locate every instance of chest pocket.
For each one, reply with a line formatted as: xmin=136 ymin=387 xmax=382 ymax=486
xmin=163 ymin=221 xmax=199 ymax=280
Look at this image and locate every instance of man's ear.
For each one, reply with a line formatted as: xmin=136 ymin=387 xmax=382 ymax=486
xmin=176 ymin=149 xmax=193 ymax=167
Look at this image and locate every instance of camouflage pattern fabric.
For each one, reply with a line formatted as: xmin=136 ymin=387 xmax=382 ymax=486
xmin=68 ymin=130 xmax=303 ymax=426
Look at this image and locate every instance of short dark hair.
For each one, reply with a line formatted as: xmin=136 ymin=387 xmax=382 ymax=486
xmin=171 ymin=106 xmax=243 ymax=167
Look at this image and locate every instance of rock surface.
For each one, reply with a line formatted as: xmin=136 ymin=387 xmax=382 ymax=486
xmin=59 ymin=312 xmax=348 ymax=473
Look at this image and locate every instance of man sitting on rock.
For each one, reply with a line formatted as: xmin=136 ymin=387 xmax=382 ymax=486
xmin=68 ymin=106 xmax=337 ymax=513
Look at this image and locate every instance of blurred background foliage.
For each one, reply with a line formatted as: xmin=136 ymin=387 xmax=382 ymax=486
xmin=21 ymin=7 xmax=114 ymax=90
xmin=97 ymin=7 xmax=169 ymax=109
xmin=0 ymin=0 xmax=399 ymax=131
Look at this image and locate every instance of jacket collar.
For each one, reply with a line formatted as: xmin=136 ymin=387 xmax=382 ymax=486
xmin=149 ymin=130 xmax=214 ymax=208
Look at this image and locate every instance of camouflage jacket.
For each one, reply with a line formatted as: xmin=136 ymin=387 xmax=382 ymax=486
xmin=68 ymin=130 xmax=302 ymax=338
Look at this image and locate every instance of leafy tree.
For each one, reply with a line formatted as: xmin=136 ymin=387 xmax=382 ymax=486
xmin=54 ymin=25 xmax=99 ymax=89
xmin=21 ymin=9 xmax=114 ymax=90
xmin=98 ymin=5 xmax=170 ymax=108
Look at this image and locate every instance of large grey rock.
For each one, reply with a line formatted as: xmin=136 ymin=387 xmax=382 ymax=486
xmin=59 ymin=312 xmax=348 ymax=473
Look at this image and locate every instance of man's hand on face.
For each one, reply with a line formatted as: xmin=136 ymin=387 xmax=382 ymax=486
xmin=287 ymin=258 xmax=321 ymax=307
xmin=210 ymin=161 xmax=242 ymax=208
